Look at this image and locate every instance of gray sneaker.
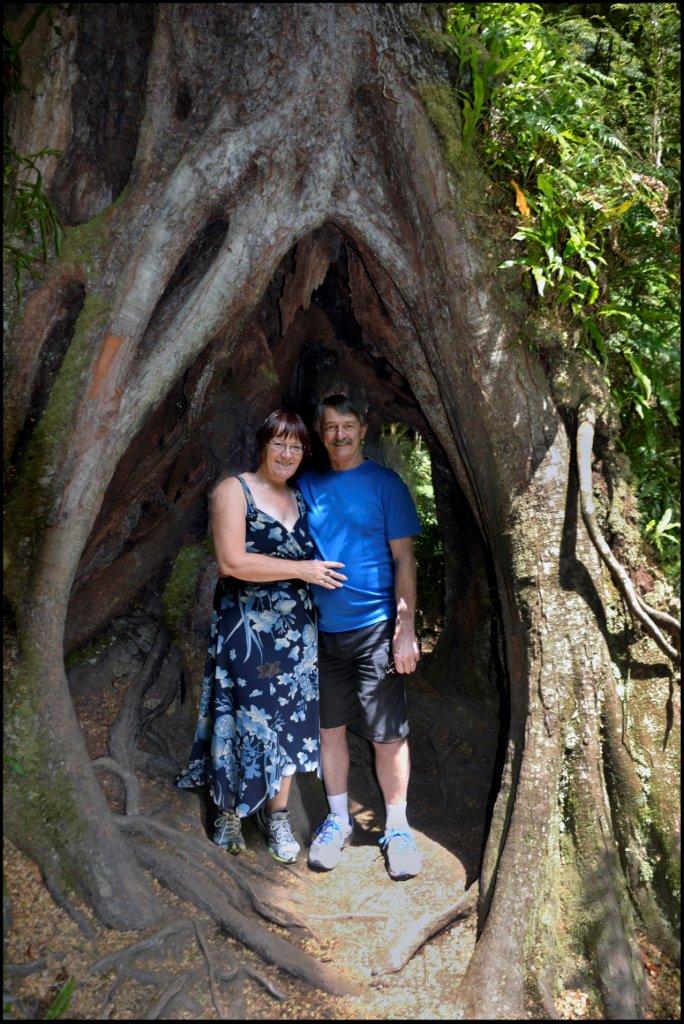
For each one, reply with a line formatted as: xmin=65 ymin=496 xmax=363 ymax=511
xmin=213 ymin=809 xmax=246 ymax=854
xmin=308 ymin=813 xmax=353 ymax=871
xmin=255 ymin=808 xmax=300 ymax=863
xmin=378 ymin=829 xmax=422 ymax=880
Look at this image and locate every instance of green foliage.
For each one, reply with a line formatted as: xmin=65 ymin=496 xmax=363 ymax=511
xmin=3 ymin=755 xmax=27 ymax=777
xmin=4 ymin=144 xmax=63 ymax=301
xmin=3 ymin=5 xmax=58 ymax=94
xmin=163 ymin=538 xmax=215 ymax=639
xmin=377 ymin=426 xmax=444 ymax=629
xmin=44 ymin=978 xmax=76 ymax=1019
xmin=3 ymin=5 xmax=63 ymax=301
xmin=446 ymin=3 xmax=680 ymax=582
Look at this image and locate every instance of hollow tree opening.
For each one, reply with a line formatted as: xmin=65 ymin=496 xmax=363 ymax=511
xmin=65 ymin=226 xmax=508 ymax=892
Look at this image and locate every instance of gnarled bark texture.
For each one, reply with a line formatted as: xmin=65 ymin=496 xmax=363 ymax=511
xmin=4 ymin=3 xmax=679 ymax=1017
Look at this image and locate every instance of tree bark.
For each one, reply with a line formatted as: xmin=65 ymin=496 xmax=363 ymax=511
xmin=4 ymin=2 xmax=679 ymax=1012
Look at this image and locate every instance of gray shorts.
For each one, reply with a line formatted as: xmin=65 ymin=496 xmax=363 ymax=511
xmin=318 ymin=619 xmax=410 ymax=743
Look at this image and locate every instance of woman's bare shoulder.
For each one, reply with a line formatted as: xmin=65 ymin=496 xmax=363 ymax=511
xmin=210 ymin=475 xmax=245 ymax=507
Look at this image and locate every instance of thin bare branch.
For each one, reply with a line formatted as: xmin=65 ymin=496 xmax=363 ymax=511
xmin=636 ymin=595 xmax=680 ymax=636
xmin=577 ymin=398 xmax=680 ymax=665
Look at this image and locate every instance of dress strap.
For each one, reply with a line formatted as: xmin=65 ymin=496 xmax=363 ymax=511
xmin=294 ymin=487 xmax=306 ymax=518
xmin=236 ymin=475 xmax=257 ymax=515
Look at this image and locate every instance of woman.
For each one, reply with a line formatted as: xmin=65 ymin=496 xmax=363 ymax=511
xmin=176 ymin=409 xmax=346 ymax=862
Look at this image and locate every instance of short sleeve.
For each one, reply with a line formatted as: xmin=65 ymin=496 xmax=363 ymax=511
xmin=384 ymin=472 xmax=421 ymax=540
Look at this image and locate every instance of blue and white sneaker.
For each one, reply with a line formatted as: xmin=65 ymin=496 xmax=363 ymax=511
xmin=379 ymin=829 xmax=422 ymax=880
xmin=307 ymin=813 xmax=354 ymax=871
xmin=255 ymin=808 xmax=300 ymax=863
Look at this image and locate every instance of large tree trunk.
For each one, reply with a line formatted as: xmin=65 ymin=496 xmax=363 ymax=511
xmin=4 ymin=3 xmax=679 ymax=1015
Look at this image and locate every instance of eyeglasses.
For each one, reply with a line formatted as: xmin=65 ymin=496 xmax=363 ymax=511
xmin=268 ymin=441 xmax=304 ymax=455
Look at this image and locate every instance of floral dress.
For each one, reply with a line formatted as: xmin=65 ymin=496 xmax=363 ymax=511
xmin=175 ymin=476 xmax=320 ymax=817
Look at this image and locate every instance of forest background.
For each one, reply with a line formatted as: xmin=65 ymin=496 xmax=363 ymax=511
xmin=381 ymin=1 xmax=681 ymax=621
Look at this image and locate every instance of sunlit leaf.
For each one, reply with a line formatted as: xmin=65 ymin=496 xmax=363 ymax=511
xmin=532 ymin=266 xmax=546 ymax=295
xmin=536 ymin=172 xmax=554 ymax=198
xmin=510 ymin=180 xmax=532 ymax=219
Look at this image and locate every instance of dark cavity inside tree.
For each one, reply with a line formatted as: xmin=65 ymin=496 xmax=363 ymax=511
xmin=4 ymin=4 xmax=679 ymax=1019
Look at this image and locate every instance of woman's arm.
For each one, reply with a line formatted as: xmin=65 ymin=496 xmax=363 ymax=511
xmin=211 ymin=478 xmax=345 ymax=588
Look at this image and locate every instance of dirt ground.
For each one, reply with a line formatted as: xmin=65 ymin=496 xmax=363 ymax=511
xmin=3 ymin=668 xmax=679 ymax=1020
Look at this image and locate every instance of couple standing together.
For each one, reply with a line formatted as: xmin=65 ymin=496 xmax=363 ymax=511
xmin=176 ymin=394 xmax=422 ymax=880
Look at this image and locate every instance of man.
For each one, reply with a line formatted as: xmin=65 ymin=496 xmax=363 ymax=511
xmin=298 ymin=394 xmax=422 ymax=880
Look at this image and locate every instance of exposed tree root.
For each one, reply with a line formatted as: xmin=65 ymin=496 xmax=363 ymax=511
xmin=98 ymin=966 xmax=165 ymax=1015
xmin=220 ymin=968 xmax=246 ymax=1019
xmin=215 ymin=964 xmax=241 ymax=984
xmin=601 ymin=670 xmax=681 ymax=961
xmin=125 ymin=836 xmax=357 ymax=995
xmin=241 ymin=963 xmax=288 ymax=1001
xmin=134 ymin=751 xmax=181 ymax=779
xmin=99 ymin=964 xmax=127 ymax=1018
xmin=113 ymin=813 xmax=310 ymax=932
xmin=306 ymin=912 xmax=390 ymax=921
xmin=166 ymin=993 xmax=202 ymax=1016
xmin=122 ymin=966 xmax=167 ymax=985
xmin=194 ymin=922 xmax=227 ymax=1019
xmin=577 ymin=398 xmax=680 ymax=665
xmin=535 ymin=975 xmax=561 ymax=1021
xmin=571 ymin=712 xmax=648 ymax=1019
xmin=40 ymin=868 xmax=96 ymax=938
xmin=91 ymin=756 xmax=141 ymax=814
xmin=371 ymin=884 xmax=478 ymax=975
xmin=143 ymin=970 xmax=196 ymax=1019
xmin=108 ymin=629 xmax=173 ymax=770
xmin=138 ymin=652 xmax=182 ymax=737
xmin=85 ymin=910 xmax=290 ymax=1018
xmin=5 ymin=957 xmax=52 ymax=977
xmin=83 ymin=918 xmax=195 ymax=979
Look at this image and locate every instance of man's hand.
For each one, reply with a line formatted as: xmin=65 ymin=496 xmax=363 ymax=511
xmin=392 ymin=624 xmax=420 ymax=674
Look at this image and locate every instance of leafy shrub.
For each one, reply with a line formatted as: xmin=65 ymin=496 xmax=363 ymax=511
xmin=445 ymin=3 xmax=680 ymax=583
xmin=377 ymin=425 xmax=444 ymax=630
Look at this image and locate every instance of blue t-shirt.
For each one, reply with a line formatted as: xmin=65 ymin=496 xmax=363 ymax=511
xmin=298 ymin=459 xmax=421 ymax=633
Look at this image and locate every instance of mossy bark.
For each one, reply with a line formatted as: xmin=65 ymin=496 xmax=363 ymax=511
xmin=4 ymin=617 xmax=159 ymax=930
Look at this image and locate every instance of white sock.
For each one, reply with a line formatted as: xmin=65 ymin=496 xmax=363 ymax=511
xmin=385 ymin=800 xmax=409 ymax=832
xmin=327 ymin=792 xmax=349 ymax=821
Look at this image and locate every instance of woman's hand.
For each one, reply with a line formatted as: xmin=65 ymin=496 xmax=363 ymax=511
xmin=299 ymin=560 xmax=346 ymax=589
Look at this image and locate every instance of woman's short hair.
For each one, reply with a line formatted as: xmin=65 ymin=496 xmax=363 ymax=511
xmin=314 ymin=393 xmax=367 ymax=431
xmin=256 ymin=409 xmax=310 ymax=460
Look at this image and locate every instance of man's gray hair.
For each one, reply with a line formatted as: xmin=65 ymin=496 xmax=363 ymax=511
xmin=314 ymin=393 xmax=367 ymax=431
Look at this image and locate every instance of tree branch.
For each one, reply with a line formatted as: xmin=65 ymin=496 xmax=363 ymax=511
xmin=577 ymin=398 xmax=680 ymax=665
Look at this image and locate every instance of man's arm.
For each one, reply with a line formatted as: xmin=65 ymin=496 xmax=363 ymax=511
xmin=389 ymin=536 xmax=420 ymax=674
